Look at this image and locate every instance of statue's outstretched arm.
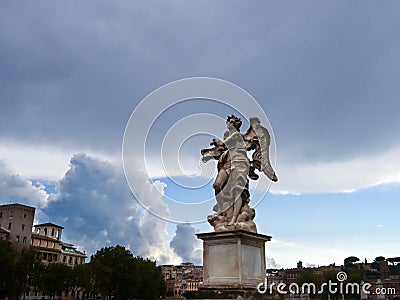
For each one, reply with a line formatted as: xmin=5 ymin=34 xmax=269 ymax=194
xmin=201 ymin=139 xmax=226 ymax=163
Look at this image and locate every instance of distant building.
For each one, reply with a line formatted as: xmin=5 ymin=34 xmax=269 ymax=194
xmin=186 ymin=279 xmax=201 ymax=292
xmin=160 ymin=262 xmax=203 ymax=298
xmin=60 ymin=242 xmax=86 ymax=266
xmin=31 ymin=222 xmax=86 ymax=266
xmin=281 ymin=267 xmax=302 ymax=283
xmin=0 ymin=203 xmax=35 ymax=251
xmin=279 ymin=265 xmax=341 ymax=282
xmin=1 ymin=203 xmax=87 ymax=300
xmin=313 ymin=264 xmax=341 ymax=276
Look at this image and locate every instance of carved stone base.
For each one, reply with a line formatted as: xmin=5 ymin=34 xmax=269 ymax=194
xmin=190 ymin=230 xmax=271 ymax=300
xmin=186 ymin=230 xmax=271 ymax=299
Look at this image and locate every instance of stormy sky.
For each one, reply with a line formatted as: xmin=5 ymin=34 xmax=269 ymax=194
xmin=1 ymin=1 xmax=400 ymax=267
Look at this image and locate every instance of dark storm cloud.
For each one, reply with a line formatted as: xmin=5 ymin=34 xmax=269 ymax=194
xmin=1 ymin=1 xmax=399 ymax=164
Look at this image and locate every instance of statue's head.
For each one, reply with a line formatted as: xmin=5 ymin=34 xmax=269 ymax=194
xmin=226 ymin=115 xmax=242 ymax=131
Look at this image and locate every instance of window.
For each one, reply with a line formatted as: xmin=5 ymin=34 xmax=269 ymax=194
xmin=23 ymin=237 xmax=27 ymax=243
xmin=23 ymin=213 xmax=27 ymax=219
xmin=8 ymin=223 xmax=11 ymax=230
xmin=44 ymin=228 xmax=47 ymax=236
xmin=51 ymin=228 xmax=54 ymax=236
xmin=69 ymin=257 xmax=72 ymax=264
xmin=22 ymin=224 xmax=25 ymax=231
xmin=16 ymin=235 xmax=20 ymax=243
xmin=0 ymin=212 xmax=2 ymax=218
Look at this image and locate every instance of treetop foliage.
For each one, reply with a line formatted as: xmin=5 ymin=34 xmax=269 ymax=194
xmin=0 ymin=242 xmax=165 ymax=300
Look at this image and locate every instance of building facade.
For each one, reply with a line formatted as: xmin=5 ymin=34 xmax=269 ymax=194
xmin=0 ymin=203 xmax=86 ymax=266
xmin=31 ymin=222 xmax=86 ymax=266
xmin=0 ymin=203 xmax=35 ymax=251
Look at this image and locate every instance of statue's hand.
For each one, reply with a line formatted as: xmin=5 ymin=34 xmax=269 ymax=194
xmin=211 ymin=138 xmax=224 ymax=147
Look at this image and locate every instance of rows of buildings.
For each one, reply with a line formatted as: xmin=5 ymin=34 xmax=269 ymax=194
xmin=266 ymin=260 xmax=400 ymax=299
xmin=0 ymin=203 xmax=86 ymax=266
xmin=160 ymin=262 xmax=203 ymax=298
xmin=160 ymin=260 xmax=400 ymax=299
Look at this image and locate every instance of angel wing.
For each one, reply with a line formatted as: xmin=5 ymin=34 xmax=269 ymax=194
xmin=243 ymin=117 xmax=278 ymax=182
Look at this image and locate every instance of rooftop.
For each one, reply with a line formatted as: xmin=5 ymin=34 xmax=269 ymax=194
xmin=34 ymin=222 xmax=64 ymax=229
xmin=0 ymin=203 xmax=35 ymax=210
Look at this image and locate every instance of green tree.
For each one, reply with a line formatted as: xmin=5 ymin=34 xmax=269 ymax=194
xmin=136 ymin=258 xmax=166 ymax=299
xmin=37 ymin=263 xmax=73 ymax=299
xmin=71 ymin=263 xmax=93 ymax=299
xmin=344 ymin=256 xmax=359 ymax=268
xmin=345 ymin=268 xmax=365 ymax=300
xmin=16 ymin=247 xmax=41 ymax=299
xmin=90 ymin=245 xmax=165 ymax=300
xmin=0 ymin=240 xmax=18 ymax=299
xmin=387 ymin=257 xmax=400 ymax=276
xmin=296 ymin=269 xmax=319 ymax=298
xmin=371 ymin=256 xmax=386 ymax=274
xmin=31 ymin=263 xmax=46 ymax=297
xmin=90 ymin=245 xmax=139 ymax=299
xmin=321 ymin=270 xmax=340 ymax=300
xmin=0 ymin=243 xmax=43 ymax=300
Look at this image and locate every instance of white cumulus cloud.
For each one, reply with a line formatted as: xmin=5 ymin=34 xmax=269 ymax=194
xmin=0 ymin=159 xmax=49 ymax=208
xmin=170 ymin=223 xmax=202 ymax=265
xmin=47 ymin=153 xmax=171 ymax=263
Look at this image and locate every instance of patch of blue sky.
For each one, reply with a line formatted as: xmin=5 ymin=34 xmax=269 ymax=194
xmin=154 ymin=176 xmax=215 ymax=204
xmin=32 ymin=180 xmax=57 ymax=194
xmin=254 ymin=183 xmax=400 ymax=250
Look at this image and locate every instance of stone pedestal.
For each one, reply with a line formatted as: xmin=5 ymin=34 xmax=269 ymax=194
xmin=186 ymin=230 xmax=271 ymax=299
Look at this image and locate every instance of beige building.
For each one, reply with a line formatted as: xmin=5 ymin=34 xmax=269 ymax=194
xmin=186 ymin=279 xmax=200 ymax=291
xmin=31 ymin=222 xmax=86 ymax=266
xmin=0 ymin=203 xmax=35 ymax=251
xmin=60 ymin=242 xmax=86 ymax=266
